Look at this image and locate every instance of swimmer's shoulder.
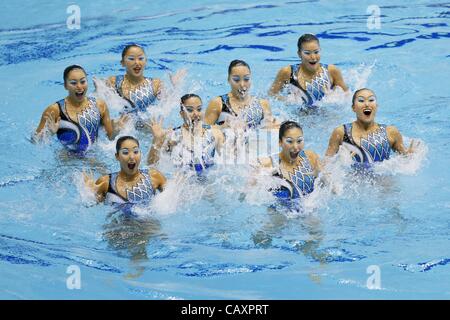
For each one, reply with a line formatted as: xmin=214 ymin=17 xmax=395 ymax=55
xmin=277 ymin=65 xmax=292 ymax=80
xmin=205 ymin=96 xmax=224 ymax=120
xmin=94 ymin=98 xmax=109 ymax=114
xmin=258 ymin=156 xmax=273 ymax=168
xmin=96 ymin=175 xmax=110 ymax=196
xmin=304 ymin=149 xmax=320 ymax=167
xmin=327 ymin=64 xmax=348 ymax=90
xmin=385 ymin=124 xmax=401 ymax=144
xmin=327 ymin=64 xmax=339 ymax=72
xmin=331 ymin=124 xmax=346 ymax=139
xmin=44 ymin=102 xmax=61 ymax=117
xmin=209 ymin=96 xmax=223 ymax=107
xmin=149 ymin=168 xmax=166 ymax=191
xmin=107 ymin=76 xmax=116 ymax=88
xmin=385 ymin=124 xmax=399 ymax=134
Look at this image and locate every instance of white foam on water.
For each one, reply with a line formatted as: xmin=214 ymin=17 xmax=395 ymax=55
xmin=92 ymin=77 xmax=132 ymax=115
xmin=373 ymin=138 xmax=428 ymax=176
xmin=73 ymin=170 xmax=98 ymax=206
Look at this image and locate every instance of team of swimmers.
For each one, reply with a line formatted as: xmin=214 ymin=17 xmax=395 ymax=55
xmin=33 ymin=33 xmax=419 ymax=211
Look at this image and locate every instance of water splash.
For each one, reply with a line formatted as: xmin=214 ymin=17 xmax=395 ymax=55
xmin=373 ymin=138 xmax=428 ymax=176
xmin=73 ymin=170 xmax=98 ymax=206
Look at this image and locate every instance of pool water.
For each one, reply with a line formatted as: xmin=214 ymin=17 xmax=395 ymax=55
xmin=0 ymin=0 xmax=449 ymax=299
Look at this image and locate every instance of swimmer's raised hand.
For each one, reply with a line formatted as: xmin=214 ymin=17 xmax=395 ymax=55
xmin=169 ymin=68 xmax=188 ymax=87
xmin=407 ymin=139 xmax=421 ymax=154
xmin=82 ymin=169 xmax=98 ymax=193
xmin=44 ymin=113 xmax=61 ymax=134
xmin=148 ymin=117 xmax=168 ymax=142
xmin=113 ymin=113 xmax=130 ymax=132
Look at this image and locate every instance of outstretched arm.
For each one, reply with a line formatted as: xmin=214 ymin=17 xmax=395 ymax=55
xmin=268 ymin=66 xmax=291 ymax=99
xmin=33 ymin=104 xmax=61 ymax=142
xmin=328 ymin=65 xmax=348 ymax=92
xmin=260 ymin=99 xmax=280 ymax=129
xmin=147 ymin=117 xmax=169 ymax=165
xmin=387 ymin=126 xmax=419 ymax=155
xmin=211 ymin=126 xmax=225 ymax=155
xmin=83 ymin=172 xmax=109 ymax=202
xmin=204 ymin=97 xmax=222 ymax=126
xmin=97 ymin=99 xmax=115 ymax=140
xmin=150 ymin=168 xmax=167 ymax=192
xmin=325 ymin=126 xmax=345 ymax=158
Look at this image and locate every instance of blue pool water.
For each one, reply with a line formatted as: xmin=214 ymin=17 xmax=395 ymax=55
xmin=0 ymin=0 xmax=449 ymax=299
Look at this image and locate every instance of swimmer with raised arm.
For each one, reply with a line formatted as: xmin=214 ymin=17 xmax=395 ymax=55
xmin=84 ymin=136 xmax=166 ymax=208
xmin=148 ymin=94 xmax=224 ymax=173
xmin=269 ymin=33 xmax=348 ymax=110
xmin=34 ymin=65 xmax=124 ymax=153
xmin=107 ymin=44 xmax=162 ymax=115
xmin=325 ymin=88 xmax=419 ymax=166
xmin=258 ymin=121 xmax=321 ymax=200
xmin=205 ymin=60 xmax=279 ymax=129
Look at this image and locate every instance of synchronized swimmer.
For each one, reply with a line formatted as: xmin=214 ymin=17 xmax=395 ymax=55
xmin=84 ymin=136 xmax=166 ymax=212
xmin=205 ymin=60 xmax=279 ymax=130
xmin=106 ymin=44 xmax=162 ymax=129
xmin=148 ymin=94 xmax=224 ymax=173
xmin=34 ymin=65 xmax=125 ymax=154
xmin=269 ymin=33 xmax=348 ymax=110
xmin=33 ymin=33 xmax=421 ymax=211
xmin=325 ymin=88 xmax=418 ymax=166
xmin=258 ymin=121 xmax=320 ymax=200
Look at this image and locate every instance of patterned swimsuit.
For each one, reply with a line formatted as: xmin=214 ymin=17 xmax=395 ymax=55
xmin=270 ymin=150 xmax=316 ymax=199
xmin=288 ymin=63 xmax=332 ymax=110
xmin=56 ymin=97 xmax=101 ymax=153
xmin=169 ymin=125 xmax=216 ymax=172
xmin=105 ymin=169 xmax=156 ymax=213
xmin=215 ymin=94 xmax=264 ymax=129
xmin=341 ymin=123 xmax=391 ymax=164
xmin=114 ymin=75 xmax=158 ymax=113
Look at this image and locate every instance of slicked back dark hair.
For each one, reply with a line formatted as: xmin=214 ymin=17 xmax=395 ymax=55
xmin=63 ymin=65 xmax=86 ymax=84
xmin=116 ymin=136 xmax=140 ymax=153
xmin=121 ymin=44 xmax=145 ymax=60
xmin=228 ymin=59 xmax=251 ymax=77
xmin=297 ymin=33 xmax=320 ymax=51
xmin=352 ymin=88 xmax=375 ymax=104
xmin=180 ymin=93 xmax=202 ymax=111
xmin=279 ymin=121 xmax=303 ymax=141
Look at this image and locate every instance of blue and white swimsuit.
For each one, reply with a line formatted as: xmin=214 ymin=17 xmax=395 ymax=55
xmin=169 ymin=125 xmax=216 ymax=172
xmin=215 ymin=94 xmax=264 ymax=129
xmin=342 ymin=123 xmax=391 ymax=164
xmin=288 ymin=63 xmax=332 ymax=110
xmin=114 ymin=75 xmax=158 ymax=113
xmin=269 ymin=150 xmax=316 ymax=199
xmin=56 ymin=97 xmax=101 ymax=153
xmin=105 ymin=169 xmax=156 ymax=208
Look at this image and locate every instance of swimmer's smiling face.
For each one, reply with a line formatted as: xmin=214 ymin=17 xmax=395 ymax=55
xmin=64 ymin=69 xmax=88 ymax=102
xmin=280 ymin=127 xmax=304 ymax=161
xmin=116 ymin=139 xmax=141 ymax=175
xmin=352 ymin=89 xmax=378 ymax=125
xmin=298 ymin=40 xmax=321 ymax=73
xmin=121 ymin=46 xmax=147 ymax=78
xmin=228 ymin=65 xmax=251 ymax=99
xmin=180 ymin=96 xmax=203 ymax=127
